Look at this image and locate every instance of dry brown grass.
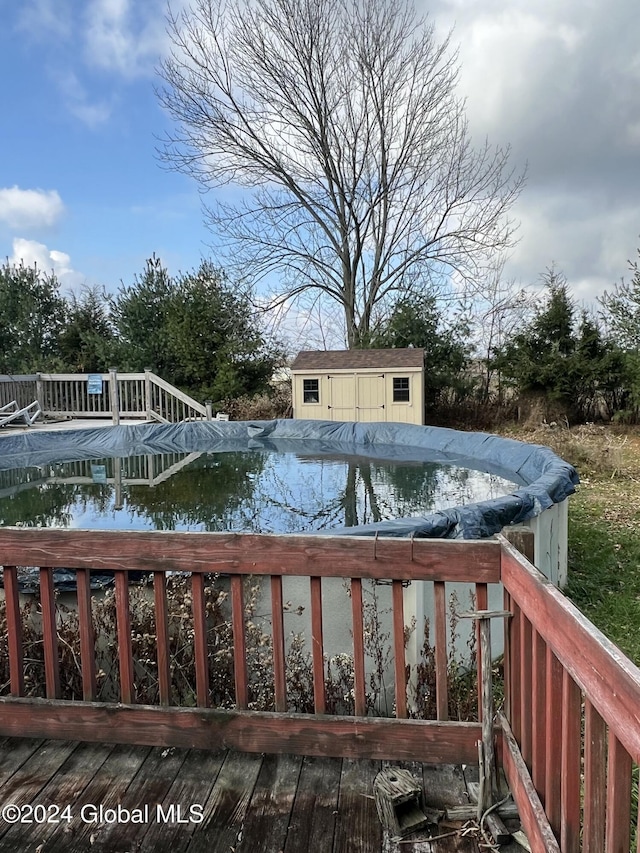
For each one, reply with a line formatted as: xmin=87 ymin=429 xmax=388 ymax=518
xmin=499 ymin=423 xmax=640 ymax=529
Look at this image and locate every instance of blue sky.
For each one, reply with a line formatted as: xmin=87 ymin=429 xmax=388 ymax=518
xmin=0 ymin=0 xmax=209 ymax=293
xmin=2 ymin=0 xmax=640 ymax=346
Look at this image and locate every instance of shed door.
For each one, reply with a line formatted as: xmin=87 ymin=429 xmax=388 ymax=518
xmin=327 ymin=374 xmax=356 ymax=421
xmin=356 ymin=374 xmax=385 ymax=421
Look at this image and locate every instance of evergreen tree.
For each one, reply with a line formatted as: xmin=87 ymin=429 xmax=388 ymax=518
xmin=58 ymin=287 xmax=115 ymax=372
xmin=166 ymin=262 xmax=281 ymax=401
xmin=110 ymin=256 xmax=281 ymax=402
xmin=0 ymin=260 xmax=66 ymax=373
xmin=600 ymin=250 xmax=640 ymax=351
xmin=497 ymin=268 xmax=625 ymax=421
xmin=110 ymin=255 xmax=178 ymax=378
xmin=368 ymin=295 xmax=472 ymax=408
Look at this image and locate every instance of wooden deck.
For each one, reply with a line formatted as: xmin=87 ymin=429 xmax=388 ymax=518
xmin=4 ymin=528 xmax=640 ymax=850
xmin=0 ymin=738 xmax=522 ymax=853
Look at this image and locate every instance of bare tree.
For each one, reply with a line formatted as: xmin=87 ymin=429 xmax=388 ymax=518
xmin=470 ymin=256 xmax=538 ymax=402
xmin=159 ymin=0 xmax=525 ymax=347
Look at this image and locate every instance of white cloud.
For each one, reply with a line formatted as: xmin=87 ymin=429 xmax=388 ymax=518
xmin=16 ymin=0 xmax=73 ymax=40
xmin=53 ymin=69 xmax=112 ymax=128
xmin=9 ymin=238 xmax=85 ymax=292
xmin=0 ymin=187 xmax=65 ymax=231
xmin=506 ymin=191 xmax=640 ymax=305
xmin=418 ymin=0 xmax=640 ymax=306
xmin=83 ymin=0 xmax=173 ymax=78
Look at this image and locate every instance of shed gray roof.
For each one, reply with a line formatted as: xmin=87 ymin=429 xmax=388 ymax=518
xmin=291 ymin=348 xmax=424 ymax=371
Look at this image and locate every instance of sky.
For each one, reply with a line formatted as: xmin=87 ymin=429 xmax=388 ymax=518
xmin=2 ymin=0 xmax=640 ymax=342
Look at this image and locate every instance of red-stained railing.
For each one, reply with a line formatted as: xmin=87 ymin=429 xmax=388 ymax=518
xmin=0 ymin=528 xmax=495 ymax=764
xmin=500 ymin=534 xmax=640 ymax=853
xmin=3 ymin=526 xmax=640 ymax=851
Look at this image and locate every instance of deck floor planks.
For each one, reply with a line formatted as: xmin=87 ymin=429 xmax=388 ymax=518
xmin=283 ymin=755 xmax=342 ymax=853
xmin=0 ymin=736 xmax=44 ymax=787
xmin=0 ymin=739 xmax=496 ymax=852
xmin=0 ymin=739 xmax=80 ymax=841
xmin=140 ymin=747 xmax=228 ymax=853
xmin=40 ymin=742 xmax=153 ymax=853
xmin=182 ymin=749 xmax=262 ymax=853
xmin=234 ymin=753 xmax=302 ymax=853
xmin=0 ymin=740 xmax=116 ymax=853
xmin=89 ymin=745 xmax=192 ymax=853
xmin=333 ymin=757 xmax=382 ymax=853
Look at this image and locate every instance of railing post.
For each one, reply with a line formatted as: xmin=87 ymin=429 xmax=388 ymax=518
xmin=205 ymin=399 xmax=213 ymax=421
xmin=109 ymin=367 xmax=120 ymax=426
xmin=36 ymin=372 xmax=44 ymax=409
xmin=144 ymin=368 xmax=152 ymax=421
xmin=460 ymin=608 xmax=512 ymax=843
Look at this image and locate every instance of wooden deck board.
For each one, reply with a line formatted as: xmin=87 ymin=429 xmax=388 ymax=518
xmin=90 ymin=745 xmax=192 ymax=853
xmin=283 ymin=756 xmax=342 ymax=853
xmin=184 ymin=750 xmax=262 ymax=853
xmin=0 ymin=736 xmax=44 ymax=786
xmin=0 ymin=739 xmax=79 ymax=844
xmin=0 ymin=739 xmax=502 ymax=852
xmin=141 ymin=747 xmax=228 ymax=853
xmin=333 ymin=757 xmax=382 ymax=853
xmin=235 ymin=753 xmax=302 ymax=853
xmin=0 ymin=741 xmax=115 ymax=852
xmin=42 ymin=743 xmax=153 ymax=853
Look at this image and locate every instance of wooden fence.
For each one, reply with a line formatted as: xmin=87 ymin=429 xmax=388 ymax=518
xmin=0 ymin=371 xmax=212 ymax=423
xmin=1 ymin=528 xmax=639 ymax=851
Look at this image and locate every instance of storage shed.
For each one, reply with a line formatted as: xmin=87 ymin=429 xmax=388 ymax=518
xmin=291 ymin=348 xmax=425 ymax=424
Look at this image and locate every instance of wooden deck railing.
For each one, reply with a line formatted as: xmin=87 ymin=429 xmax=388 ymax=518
xmin=0 ymin=528 xmax=495 ymax=764
xmin=2 ymin=528 xmax=640 ymax=851
xmin=0 ymin=371 xmax=212 ymax=423
xmin=500 ymin=534 xmax=640 ymax=853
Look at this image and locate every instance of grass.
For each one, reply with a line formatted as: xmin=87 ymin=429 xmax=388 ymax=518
xmin=502 ymin=423 xmax=640 ymax=663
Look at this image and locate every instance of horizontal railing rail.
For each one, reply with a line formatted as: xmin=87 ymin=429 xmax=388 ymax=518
xmin=0 ymin=529 xmax=497 ymax=763
xmin=500 ymin=534 xmax=640 ymax=853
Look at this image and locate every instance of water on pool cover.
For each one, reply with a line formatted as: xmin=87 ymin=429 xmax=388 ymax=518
xmin=0 ymin=450 xmax=518 ymax=532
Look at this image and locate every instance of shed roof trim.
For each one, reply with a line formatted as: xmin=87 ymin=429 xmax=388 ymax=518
xmin=291 ymin=348 xmax=425 ymax=370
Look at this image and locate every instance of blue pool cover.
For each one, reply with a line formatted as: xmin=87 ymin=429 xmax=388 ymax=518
xmin=0 ymin=419 xmax=578 ymax=539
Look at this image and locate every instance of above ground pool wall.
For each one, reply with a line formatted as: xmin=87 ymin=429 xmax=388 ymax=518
xmin=524 ymin=499 xmax=569 ymax=588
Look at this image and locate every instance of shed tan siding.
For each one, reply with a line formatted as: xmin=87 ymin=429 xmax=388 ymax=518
xmin=291 ymin=350 xmax=424 ymax=424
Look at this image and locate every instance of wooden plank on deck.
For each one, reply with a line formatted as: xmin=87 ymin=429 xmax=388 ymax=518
xmin=87 ymin=745 xmax=190 ymax=853
xmin=184 ymin=750 xmax=262 ymax=853
xmin=333 ymin=758 xmax=382 ymax=853
xmin=235 ymin=753 xmax=302 ymax=853
xmin=0 ymin=737 xmax=43 ymax=787
xmin=0 ymin=741 xmax=80 ymax=843
xmin=283 ymin=756 xmax=342 ymax=853
xmin=40 ymin=743 xmax=152 ymax=853
xmin=137 ymin=747 xmax=228 ymax=853
xmin=0 ymin=741 xmax=115 ymax=852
